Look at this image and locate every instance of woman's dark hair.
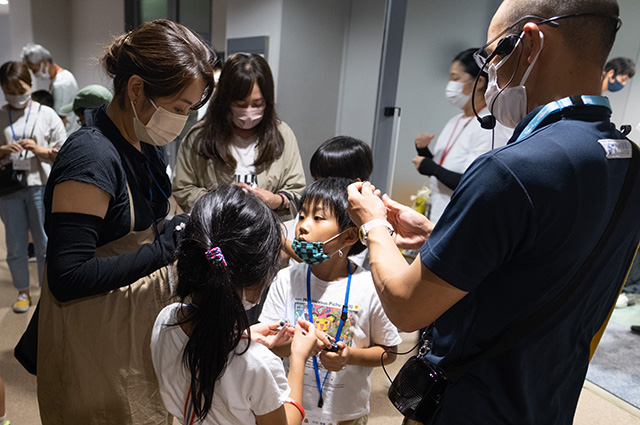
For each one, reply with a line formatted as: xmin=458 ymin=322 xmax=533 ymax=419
xmin=101 ymin=19 xmax=216 ymax=109
xmin=193 ymin=53 xmax=284 ymax=172
xmin=298 ymin=177 xmax=366 ymax=256
xmin=310 ymin=136 xmax=373 ymax=181
xmin=0 ymin=61 xmax=33 ymax=92
xmin=453 ymin=48 xmax=486 ymax=81
xmin=175 ymin=185 xmax=282 ymax=420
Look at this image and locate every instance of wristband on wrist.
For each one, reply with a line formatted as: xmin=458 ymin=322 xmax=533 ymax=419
xmin=285 ymin=397 xmax=305 ymax=421
xmin=359 ymin=219 xmax=394 ymax=246
xmin=277 ymin=192 xmax=287 ymax=210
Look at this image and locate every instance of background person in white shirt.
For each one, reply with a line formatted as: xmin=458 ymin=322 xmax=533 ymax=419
xmin=21 ymin=43 xmax=79 ymax=135
xmin=412 ymin=48 xmax=512 ymax=224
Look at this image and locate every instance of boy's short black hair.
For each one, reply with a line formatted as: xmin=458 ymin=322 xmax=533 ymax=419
xmin=310 ymin=136 xmax=373 ymax=181
xmin=31 ymin=90 xmax=54 ymax=108
xmin=299 ymin=177 xmax=366 ymax=256
xmin=605 ymin=57 xmax=636 ymax=78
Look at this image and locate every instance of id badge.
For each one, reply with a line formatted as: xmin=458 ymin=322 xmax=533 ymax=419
xmin=304 ymin=410 xmax=336 ymax=425
xmin=12 ymin=158 xmax=31 ymax=171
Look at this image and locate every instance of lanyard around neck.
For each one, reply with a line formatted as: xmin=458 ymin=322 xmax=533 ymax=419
xmin=8 ymin=101 xmax=33 ymax=142
xmin=306 ymin=261 xmax=352 ymax=408
xmin=515 ymin=95 xmax=611 ymax=143
xmin=438 ymin=115 xmax=472 ymax=166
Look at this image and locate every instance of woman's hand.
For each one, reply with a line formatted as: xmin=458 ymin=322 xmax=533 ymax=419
xmin=236 ymin=182 xmax=286 ymax=210
xmin=250 ymin=321 xmax=295 ymax=348
xmin=19 ymin=138 xmax=50 ymax=157
xmin=411 ymin=155 xmax=425 ymax=169
xmin=0 ymin=142 xmax=25 ymax=155
xmin=415 ymin=133 xmax=435 ymax=149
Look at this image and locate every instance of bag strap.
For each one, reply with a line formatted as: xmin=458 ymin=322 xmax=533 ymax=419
xmin=446 ymin=141 xmax=640 ymax=382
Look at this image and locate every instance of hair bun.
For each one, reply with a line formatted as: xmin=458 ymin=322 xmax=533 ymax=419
xmin=101 ymin=33 xmax=129 ymax=78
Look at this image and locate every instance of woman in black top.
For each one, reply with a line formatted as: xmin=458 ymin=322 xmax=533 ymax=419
xmin=36 ymin=20 xmax=216 ymax=425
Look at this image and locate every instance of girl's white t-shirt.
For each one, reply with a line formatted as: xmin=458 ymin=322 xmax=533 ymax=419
xmin=151 ymin=303 xmax=291 ymax=424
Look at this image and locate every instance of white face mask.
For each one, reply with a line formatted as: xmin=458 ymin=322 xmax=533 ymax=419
xmin=6 ymin=93 xmax=31 ymax=109
xmin=445 ymin=80 xmax=471 ymax=109
xmin=230 ymin=105 xmax=265 ymax=130
xmin=131 ymin=98 xmax=189 ymax=146
xmin=241 ymin=288 xmax=261 ymax=311
xmin=35 ymin=62 xmax=49 ymax=79
xmin=484 ymin=31 xmax=544 ymax=129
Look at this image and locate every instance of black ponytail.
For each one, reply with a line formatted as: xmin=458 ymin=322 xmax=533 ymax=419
xmin=174 ymin=185 xmax=282 ymax=420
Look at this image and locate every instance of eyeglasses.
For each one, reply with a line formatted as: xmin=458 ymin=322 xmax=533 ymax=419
xmin=473 ymin=13 xmax=622 ymax=70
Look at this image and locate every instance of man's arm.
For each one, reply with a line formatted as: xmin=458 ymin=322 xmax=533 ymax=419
xmin=348 ymin=182 xmax=467 ymax=331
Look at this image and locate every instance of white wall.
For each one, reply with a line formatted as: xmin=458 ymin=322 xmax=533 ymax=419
xmin=336 ymin=0 xmax=386 ymax=145
xmin=69 ymin=0 xmax=124 ymax=89
xmin=391 ymin=0 xmax=503 ymax=206
xmin=225 ymin=0 xmax=283 ymax=90
xmin=277 ymin=0 xmax=351 ymax=180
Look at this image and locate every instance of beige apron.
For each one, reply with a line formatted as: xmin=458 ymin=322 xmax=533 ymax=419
xmin=37 ymin=184 xmax=175 ymax=425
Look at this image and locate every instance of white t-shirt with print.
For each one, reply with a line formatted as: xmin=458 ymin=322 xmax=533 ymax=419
xmin=151 ymin=303 xmax=291 ymax=425
xmin=231 ymin=134 xmax=258 ymax=186
xmin=259 ymin=262 xmax=402 ymax=423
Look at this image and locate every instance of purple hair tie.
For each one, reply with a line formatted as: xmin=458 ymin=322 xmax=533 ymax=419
xmin=205 ymin=247 xmax=228 ymax=266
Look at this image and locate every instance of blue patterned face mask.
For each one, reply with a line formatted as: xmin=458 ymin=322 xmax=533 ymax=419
xmin=292 ymin=231 xmax=347 ymax=265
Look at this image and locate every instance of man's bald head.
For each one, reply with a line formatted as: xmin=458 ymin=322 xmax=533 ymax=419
xmin=493 ymin=0 xmax=619 ymax=66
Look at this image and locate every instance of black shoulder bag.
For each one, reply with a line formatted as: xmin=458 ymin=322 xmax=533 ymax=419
xmin=388 ymin=142 xmax=640 ymax=424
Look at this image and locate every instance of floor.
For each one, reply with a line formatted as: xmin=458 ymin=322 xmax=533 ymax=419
xmin=0 ymin=218 xmax=639 ymax=424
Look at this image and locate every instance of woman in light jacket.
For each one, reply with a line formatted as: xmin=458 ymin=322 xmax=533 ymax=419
xmin=172 ymin=53 xmax=305 ymax=216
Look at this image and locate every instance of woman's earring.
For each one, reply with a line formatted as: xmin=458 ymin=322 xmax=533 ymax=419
xmin=338 ymin=249 xmax=344 ymax=258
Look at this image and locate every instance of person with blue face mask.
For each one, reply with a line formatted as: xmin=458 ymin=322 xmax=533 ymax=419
xmin=260 ymin=177 xmax=401 ymax=425
xmin=601 ymin=56 xmax=635 ymax=93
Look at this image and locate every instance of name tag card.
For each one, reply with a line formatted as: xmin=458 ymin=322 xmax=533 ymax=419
xmin=12 ymin=158 xmax=31 ymax=170
xmin=598 ymin=139 xmax=633 ymax=159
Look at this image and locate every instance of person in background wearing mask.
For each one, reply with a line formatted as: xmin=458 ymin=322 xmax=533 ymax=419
xmin=0 ymin=61 xmax=66 ymax=313
xmin=347 ymin=0 xmax=640 ymax=423
xmin=59 ymin=84 xmax=113 ymax=127
xmin=601 ymin=56 xmax=635 ymax=93
xmin=411 ymin=48 xmax=511 ymax=224
xmin=36 ymin=20 xmax=216 ymax=424
xmin=21 ymin=43 xmax=79 ymax=135
xmin=172 ymin=53 xmax=306 ymax=216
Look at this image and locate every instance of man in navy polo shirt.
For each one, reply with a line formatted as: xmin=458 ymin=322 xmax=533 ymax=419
xmin=348 ymin=0 xmax=640 ymax=423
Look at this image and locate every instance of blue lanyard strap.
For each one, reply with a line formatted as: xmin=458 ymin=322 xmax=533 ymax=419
xmin=306 ymin=261 xmax=352 ymax=408
xmin=515 ymin=95 xmax=611 ymax=143
xmin=8 ymin=102 xmax=33 ymax=142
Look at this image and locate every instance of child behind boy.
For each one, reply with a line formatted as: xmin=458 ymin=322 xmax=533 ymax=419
xmin=260 ymin=177 xmax=401 ymax=425
xmin=282 ymin=136 xmax=373 ymax=265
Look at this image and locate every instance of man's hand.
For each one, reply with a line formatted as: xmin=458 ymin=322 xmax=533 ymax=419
xmin=383 ymin=194 xmax=434 ymax=249
xmin=347 ymin=181 xmax=386 ymax=227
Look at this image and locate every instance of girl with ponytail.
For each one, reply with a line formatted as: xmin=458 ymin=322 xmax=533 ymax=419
xmin=151 ymin=184 xmax=317 ymax=424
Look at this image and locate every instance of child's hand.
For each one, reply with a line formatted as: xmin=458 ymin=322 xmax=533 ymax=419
xmin=319 ymin=341 xmax=349 ymax=371
xmin=310 ymin=329 xmax=333 ymax=357
xmin=249 ymin=321 xmax=294 ymax=348
xmin=290 ymin=319 xmax=318 ymax=359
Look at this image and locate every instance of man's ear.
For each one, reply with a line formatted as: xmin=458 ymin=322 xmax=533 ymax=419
xmin=127 ymin=75 xmax=145 ymax=105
